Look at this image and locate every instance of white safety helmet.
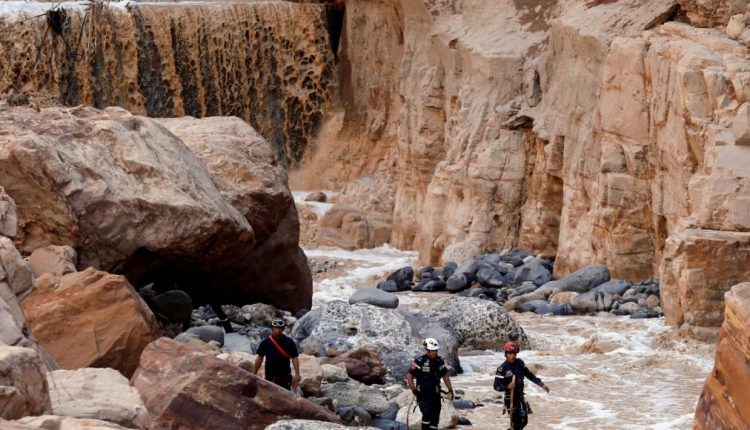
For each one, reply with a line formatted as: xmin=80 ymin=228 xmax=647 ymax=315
xmin=423 ymin=338 xmax=440 ymax=351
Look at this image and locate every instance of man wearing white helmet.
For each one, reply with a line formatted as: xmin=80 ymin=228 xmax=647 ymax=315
xmin=407 ymin=337 xmax=454 ymax=430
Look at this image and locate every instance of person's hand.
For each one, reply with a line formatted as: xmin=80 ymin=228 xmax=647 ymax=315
xmin=508 ymin=380 xmax=516 ymax=391
xmin=542 ymin=383 xmax=550 ymax=393
xmin=410 ymin=386 xmax=419 ymax=397
xmin=292 ymin=374 xmax=301 ymax=388
xmin=446 ymin=390 xmax=454 ymax=401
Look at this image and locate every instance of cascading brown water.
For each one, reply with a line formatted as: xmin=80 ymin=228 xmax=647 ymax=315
xmin=0 ymin=1 xmax=335 ymax=166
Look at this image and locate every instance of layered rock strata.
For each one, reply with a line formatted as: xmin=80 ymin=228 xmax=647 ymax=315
xmin=300 ymin=0 xmax=750 ymax=336
xmin=0 ymin=0 xmax=335 ymax=166
xmin=694 ymin=282 xmax=750 ymax=429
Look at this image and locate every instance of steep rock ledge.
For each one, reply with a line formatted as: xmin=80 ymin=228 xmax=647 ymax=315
xmin=0 ymin=1 xmax=335 ymax=166
xmin=299 ymin=0 xmax=750 ymax=337
xmin=694 ymin=282 xmax=750 ymax=428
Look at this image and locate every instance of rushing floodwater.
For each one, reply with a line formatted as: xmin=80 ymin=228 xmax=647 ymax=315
xmin=305 ymin=244 xmax=715 ymax=430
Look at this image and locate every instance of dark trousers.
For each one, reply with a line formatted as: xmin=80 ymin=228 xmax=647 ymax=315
xmin=504 ymin=393 xmax=529 ymax=430
xmin=267 ymin=373 xmax=292 ymax=391
xmin=418 ymin=395 xmax=441 ymax=430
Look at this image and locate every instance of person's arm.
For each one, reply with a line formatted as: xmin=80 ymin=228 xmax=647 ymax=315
xmin=438 ymin=359 xmax=454 ymax=400
xmin=407 ymin=361 xmax=419 ymax=395
xmin=494 ymin=366 xmax=512 ymax=392
xmin=442 ymin=374 xmax=454 ymax=400
xmin=291 ymin=357 xmax=301 ymax=387
xmin=524 ymin=366 xmax=549 ymax=393
xmin=252 ymin=355 xmax=263 ymax=375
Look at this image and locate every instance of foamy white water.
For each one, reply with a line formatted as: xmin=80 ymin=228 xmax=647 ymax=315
xmin=292 ymin=190 xmax=337 ymax=216
xmin=305 ymin=243 xmax=716 ymax=430
xmin=452 ymin=313 xmax=714 ymax=429
xmin=304 ymin=245 xmax=419 ymax=307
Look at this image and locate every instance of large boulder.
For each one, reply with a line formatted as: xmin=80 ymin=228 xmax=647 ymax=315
xmin=46 ymin=368 xmax=148 ymax=428
xmin=317 ymin=205 xmax=392 ymax=250
xmin=131 ymin=338 xmax=340 ymax=428
xmin=0 ymin=107 xmax=310 ymax=312
xmin=419 ymin=296 xmax=528 ymax=350
xmin=349 ymin=288 xmax=399 ymax=309
xmin=156 ymin=116 xmax=311 ymax=311
xmin=694 ymin=282 xmax=750 ymax=429
xmin=513 ymin=258 xmax=552 ymax=286
xmin=0 ymin=346 xmax=50 ymax=420
xmin=297 ymin=301 xmax=421 ymax=378
xmin=320 ymin=380 xmax=390 ymax=415
xmin=321 ymin=344 xmax=388 ymax=385
xmin=21 ymin=268 xmax=161 ymax=377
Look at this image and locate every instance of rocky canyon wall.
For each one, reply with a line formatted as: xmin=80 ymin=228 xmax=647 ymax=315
xmin=694 ymin=282 xmax=750 ymax=429
xmin=300 ymin=0 xmax=750 ymax=337
xmin=0 ymin=1 xmax=335 ymax=166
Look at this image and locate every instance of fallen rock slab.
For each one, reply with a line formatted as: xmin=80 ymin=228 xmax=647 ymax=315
xmin=21 ymin=268 xmax=161 ymax=377
xmin=131 ymin=337 xmax=340 ymax=429
xmin=47 ymin=368 xmax=148 ymax=428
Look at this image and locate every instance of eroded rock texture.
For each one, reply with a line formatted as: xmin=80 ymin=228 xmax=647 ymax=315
xmin=0 ymin=107 xmax=311 ymax=311
xmin=131 ymin=337 xmax=341 ymax=429
xmin=0 ymin=1 xmax=335 ymax=166
xmin=694 ymin=282 xmax=750 ymax=429
xmin=21 ymin=268 xmax=161 ymax=377
xmin=156 ymin=116 xmax=312 ymax=312
xmin=300 ymin=0 xmax=750 ymax=337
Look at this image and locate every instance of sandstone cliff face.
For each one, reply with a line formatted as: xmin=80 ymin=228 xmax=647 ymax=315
xmin=0 ymin=1 xmax=335 ymax=166
xmin=694 ymin=282 xmax=750 ymax=429
xmin=299 ymin=0 xmax=750 ymax=338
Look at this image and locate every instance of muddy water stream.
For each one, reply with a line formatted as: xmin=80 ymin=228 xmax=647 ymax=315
xmin=305 ymin=244 xmax=714 ymax=430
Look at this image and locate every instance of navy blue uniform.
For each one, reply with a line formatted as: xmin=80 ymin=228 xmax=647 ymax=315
xmin=494 ymin=358 xmax=544 ymax=429
xmin=257 ymin=334 xmax=299 ymax=390
xmin=409 ymin=354 xmax=448 ymax=430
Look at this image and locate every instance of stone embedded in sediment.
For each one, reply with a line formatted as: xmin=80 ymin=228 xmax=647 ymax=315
xmin=694 ymin=282 xmax=750 ymax=429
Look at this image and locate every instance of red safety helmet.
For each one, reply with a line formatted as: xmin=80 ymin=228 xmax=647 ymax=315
xmin=503 ymin=341 xmax=520 ymax=353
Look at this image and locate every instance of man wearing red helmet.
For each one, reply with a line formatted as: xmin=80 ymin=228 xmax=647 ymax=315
xmin=494 ymin=341 xmax=549 ymax=429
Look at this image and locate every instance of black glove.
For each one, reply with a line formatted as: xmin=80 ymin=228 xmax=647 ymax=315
xmin=411 ymin=388 xmax=420 ymax=396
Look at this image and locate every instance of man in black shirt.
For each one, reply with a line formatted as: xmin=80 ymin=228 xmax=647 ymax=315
xmin=407 ymin=338 xmax=454 ymax=430
xmin=252 ymin=318 xmax=301 ymax=390
xmin=494 ymin=341 xmax=549 ymax=429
